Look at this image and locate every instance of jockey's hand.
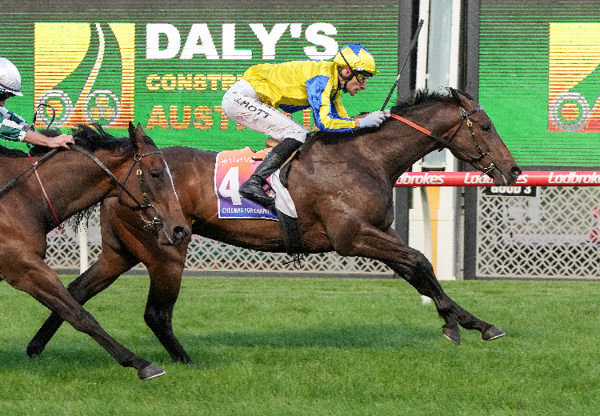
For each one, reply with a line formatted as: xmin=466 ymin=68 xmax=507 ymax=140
xmin=357 ymin=110 xmax=388 ymax=128
xmin=52 ymin=134 xmax=75 ymax=149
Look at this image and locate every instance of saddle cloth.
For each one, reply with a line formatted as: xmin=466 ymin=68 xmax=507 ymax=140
xmin=214 ymin=147 xmax=297 ymax=220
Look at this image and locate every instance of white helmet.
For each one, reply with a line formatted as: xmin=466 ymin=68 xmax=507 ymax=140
xmin=0 ymin=57 xmax=23 ymax=96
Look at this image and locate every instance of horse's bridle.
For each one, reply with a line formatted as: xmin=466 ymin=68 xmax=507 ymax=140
xmin=71 ymin=144 xmax=164 ymax=232
xmin=390 ymin=105 xmax=498 ymax=177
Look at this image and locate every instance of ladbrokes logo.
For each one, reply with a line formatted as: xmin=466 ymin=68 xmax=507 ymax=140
xmin=548 ymin=23 xmax=600 ymax=133
xmin=34 ymin=22 xmax=134 ymax=128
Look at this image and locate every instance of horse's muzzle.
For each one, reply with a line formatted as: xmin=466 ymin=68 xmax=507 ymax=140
xmin=493 ymin=166 xmax=522 ymax=186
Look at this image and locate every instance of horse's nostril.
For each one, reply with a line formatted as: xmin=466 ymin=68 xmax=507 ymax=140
xmin=173 ymin=225 xmax=190 ymax=243
xmin=511 ymin=166 xmax=522 ymax=177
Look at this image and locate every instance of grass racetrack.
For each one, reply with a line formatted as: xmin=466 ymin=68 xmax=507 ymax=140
xmin=0 ymin=276 xmax=599 ymax=415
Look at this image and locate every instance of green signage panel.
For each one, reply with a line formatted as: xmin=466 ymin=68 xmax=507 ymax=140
xmin=479 ymin=0 xmax=600 ymax=167
xmin=2 ymin=3 xmax=398 ymax=151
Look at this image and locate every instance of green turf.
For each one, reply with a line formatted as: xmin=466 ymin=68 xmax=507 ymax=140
xmin=0 ymin=276 xmax=598 ymax=415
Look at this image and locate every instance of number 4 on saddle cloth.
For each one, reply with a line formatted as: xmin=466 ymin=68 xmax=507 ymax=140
xmin=214 ymin=147 xmax=298 ymax=221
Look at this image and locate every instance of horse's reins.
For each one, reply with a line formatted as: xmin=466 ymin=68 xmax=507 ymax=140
xmin=390 ymin=106 xmax=498 ymax=177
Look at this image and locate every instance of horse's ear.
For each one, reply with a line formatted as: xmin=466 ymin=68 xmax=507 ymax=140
xmin=129 ymin=122 xmax=157 ymax=149
xmin=135 ymin=123 xmax=145 ymax=137
xmin=127 ymin=122 xmax=144 ymax=150
xmin=447 ymin=87 xmax=460 ymax=101
xmin=127 ymin=121 xmax=146 ymax=136
xmin=447 ymin=87 xmax=470 ymax=107
xmin=127 ymin=122 xmax=147 ymax=143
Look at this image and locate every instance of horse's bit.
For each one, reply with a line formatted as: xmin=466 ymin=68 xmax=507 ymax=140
xmin=71 ymin=144 xmax=165 ymax=232
xmin=390 ymin=106 xmax=498 ymax=177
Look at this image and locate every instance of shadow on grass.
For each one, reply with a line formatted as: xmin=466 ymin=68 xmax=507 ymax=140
xmin=180 ymin=323 xmax=441 ymax=350
xmin=0 ymin=347 xmax=119 ymax=380
xmin=0 ymin=323 xmax=443 ymax=373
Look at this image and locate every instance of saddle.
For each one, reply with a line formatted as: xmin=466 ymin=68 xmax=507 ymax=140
xmin=214 ymin=142 xmax=305 ymax=260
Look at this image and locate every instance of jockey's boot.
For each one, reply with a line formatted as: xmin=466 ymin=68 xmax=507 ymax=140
xmin=239 ymin=137 xmax=302 ymax=212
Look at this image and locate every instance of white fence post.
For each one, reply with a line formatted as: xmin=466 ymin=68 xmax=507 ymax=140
xmin=78 ymin=222 xmax=89 ymax=275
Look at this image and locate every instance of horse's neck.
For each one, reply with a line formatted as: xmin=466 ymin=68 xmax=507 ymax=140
xmin=44 ymin=150 xmax=126 ymax=221
xmin=359 ymin=122 xmax=440 ymax=183
xmin=377 ymin=104 xmax=459 ymax=181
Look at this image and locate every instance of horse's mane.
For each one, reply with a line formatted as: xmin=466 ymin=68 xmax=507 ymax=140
xmin=390 ymin=88 xmax=468 ymax=116
xmin=0 ymin=123 xmax=156 ymax=158
xmin=305 ymin=89 xmax=466 ymax=145
xmin=25 ymin=124 xmax=136 ymax=157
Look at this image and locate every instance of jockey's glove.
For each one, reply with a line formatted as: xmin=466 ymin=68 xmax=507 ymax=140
xmin=357 ymin=110 xmax=389 ymax=128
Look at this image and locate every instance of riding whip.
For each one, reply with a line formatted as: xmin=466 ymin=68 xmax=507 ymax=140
xmin=381 ymin=18 xmax=424 ymax=111
xmin=31 ymin=103 xmax=56 ymax=130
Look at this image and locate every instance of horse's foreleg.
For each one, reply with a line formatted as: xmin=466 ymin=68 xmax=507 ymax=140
xmin=61 ymin=298 xmax=164 ymax=380
xmin=17 ymin=267 xmax=162 ymax=380
xmin=27 ymin=251 xmax=138 ymax=357
xmin=143 ymin=248 xmax=192 ymax=364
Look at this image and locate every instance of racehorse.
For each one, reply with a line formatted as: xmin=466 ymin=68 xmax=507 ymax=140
xmin=27 ymin=89 xmax=521 ymax=365
xmin=0 ymin=122 xmax=190 ymax=380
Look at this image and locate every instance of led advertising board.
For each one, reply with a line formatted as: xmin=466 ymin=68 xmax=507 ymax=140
xmin=2 ymin=2 xmax=399 ymax=151
xmin=478 ymin=0 xmax=600 ymax=167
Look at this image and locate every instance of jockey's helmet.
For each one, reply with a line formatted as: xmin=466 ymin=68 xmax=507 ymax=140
xmin=334 ymin=44 xmax=378 ymax=80
xmin=0 ymin=57 xmax=23 ymax=97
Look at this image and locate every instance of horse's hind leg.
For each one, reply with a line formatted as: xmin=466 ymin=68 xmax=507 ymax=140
xmin=325 ymin=221 xmax=504 ymax=344
xmin=27 ymin=250 xmax=139 ymax=357
xmin=385 ymin=253 xmax=504 ymax=344
xmin=143 ymin=246 xmax=192 ymax=364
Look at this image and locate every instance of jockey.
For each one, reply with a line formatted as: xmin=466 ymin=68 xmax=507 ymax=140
xmin=222 ymin=43 xmax=387 ymax=211
xmin=0 ymin=57 xmax=73 ymax=148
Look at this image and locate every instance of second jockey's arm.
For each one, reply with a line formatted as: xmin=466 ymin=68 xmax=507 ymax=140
xmin=24 ymin=130 xmax=74 ymax=149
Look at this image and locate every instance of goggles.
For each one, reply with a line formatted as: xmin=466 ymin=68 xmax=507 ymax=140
xmin=354 ymin=71 xmax=373 ymax=84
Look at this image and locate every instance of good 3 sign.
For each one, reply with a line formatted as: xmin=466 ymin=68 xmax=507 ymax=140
xmin=33 ymin=22 xmax=341 ymax=129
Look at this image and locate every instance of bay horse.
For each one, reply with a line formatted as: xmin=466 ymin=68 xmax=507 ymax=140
xmin=0 ymin=122 xmax=190 ymax=380
xmin=28 ymin=89 xmax=521 ymax=365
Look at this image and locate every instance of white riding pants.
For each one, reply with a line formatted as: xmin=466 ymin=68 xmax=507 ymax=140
xmin=222 ymin=79 xmax=308 ymax=143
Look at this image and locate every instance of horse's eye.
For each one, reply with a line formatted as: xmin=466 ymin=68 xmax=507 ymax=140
xmin=150 ymin=169 xmax=161 ymax=179
xmin=481 ymin=123 xmax=492 ymax=132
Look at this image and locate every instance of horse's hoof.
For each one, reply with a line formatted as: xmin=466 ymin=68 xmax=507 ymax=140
xmin=26 ymin=341 xmax=43 ymax=357
xmin=482 ymin=325 xmax=505 ymax=341
xmin=442 ymin=322 xmax=461 ymax=345
xmin=138 ymin=363 xmax=166 ymax=380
